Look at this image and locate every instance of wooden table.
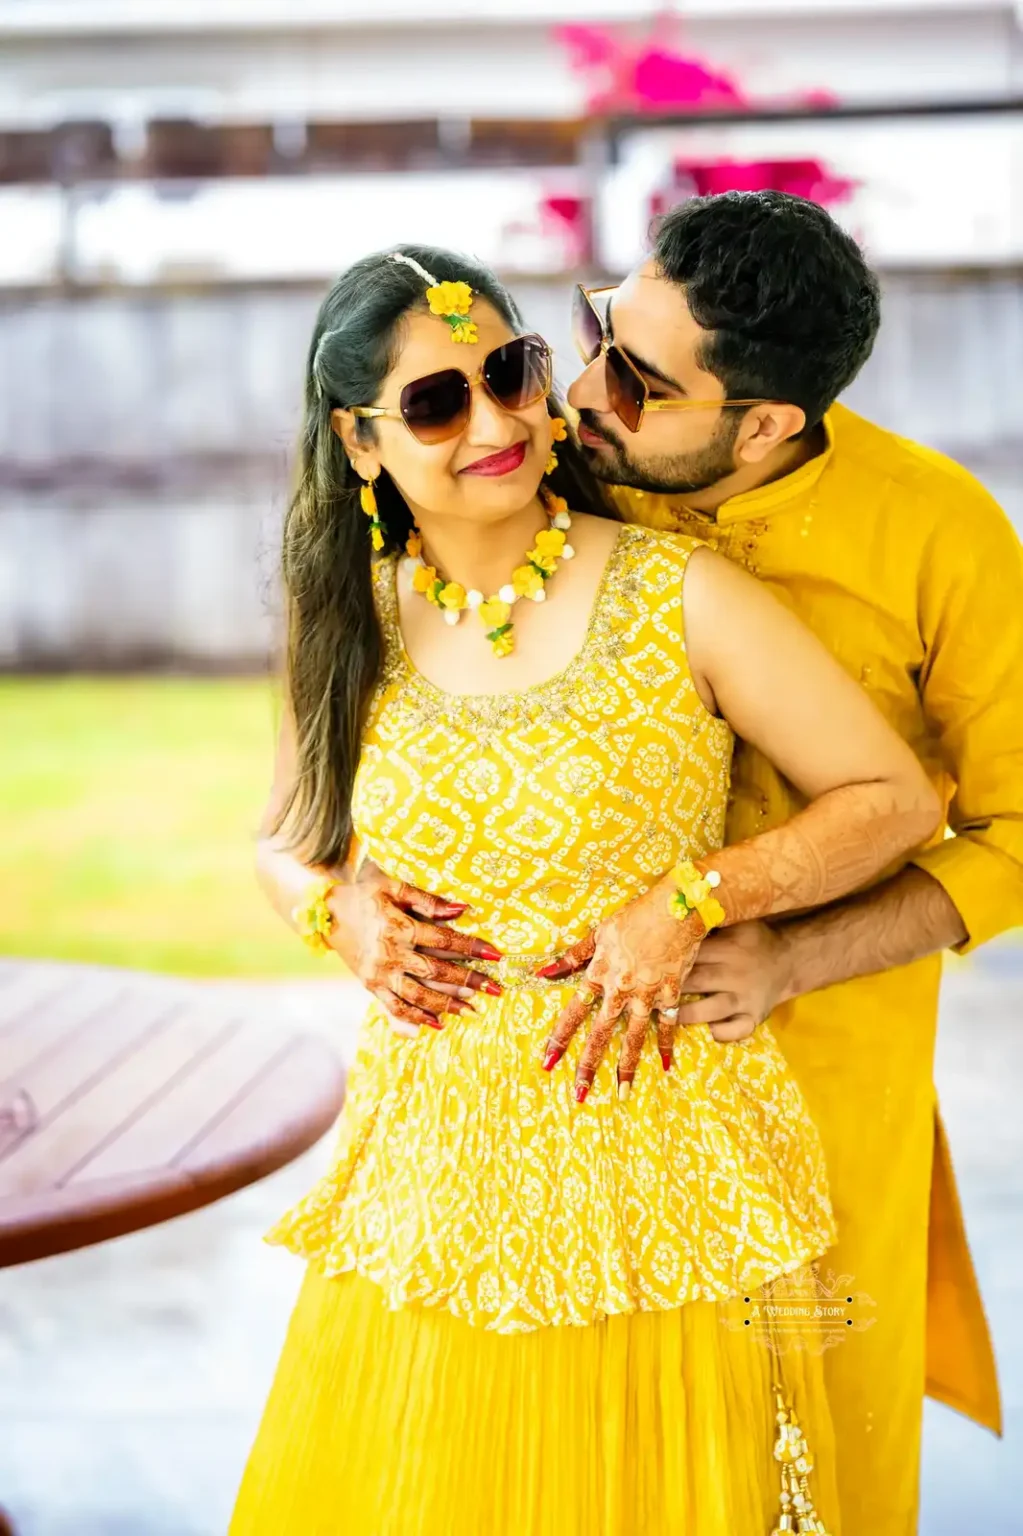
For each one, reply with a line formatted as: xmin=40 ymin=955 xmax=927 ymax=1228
xmin=0 ymin=958 xmax=347 ymax=1265
xmin=0 ymin=957 xmax=348 ymax=1534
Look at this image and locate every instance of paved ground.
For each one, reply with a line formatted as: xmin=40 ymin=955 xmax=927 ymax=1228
xmin=0 ymin=946 xmax=1020 ymax=1535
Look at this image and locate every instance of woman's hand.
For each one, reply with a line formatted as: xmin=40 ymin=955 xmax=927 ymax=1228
xmin=537 ymin=882 xmax=706 ymax=1100
xmin=327 ymin=861 xmax=503 ymax=1036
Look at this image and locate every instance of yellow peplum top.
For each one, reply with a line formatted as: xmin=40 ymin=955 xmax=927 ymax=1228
xmin=264 ymin=524 xmax=836 ymax=1333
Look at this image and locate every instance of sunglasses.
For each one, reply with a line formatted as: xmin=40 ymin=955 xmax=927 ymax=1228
xmin=349 ymin=332 xmax=552 ymax=446
xmin=572 ymin=285 xmax=769 ymax=434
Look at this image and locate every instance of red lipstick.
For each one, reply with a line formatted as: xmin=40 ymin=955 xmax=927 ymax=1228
xmin=460 ymin=442 xmax=527 ymax=477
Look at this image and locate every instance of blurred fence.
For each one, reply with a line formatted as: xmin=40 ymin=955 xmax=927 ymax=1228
xmin=1 ymin=268 xmax=1020 ymax=669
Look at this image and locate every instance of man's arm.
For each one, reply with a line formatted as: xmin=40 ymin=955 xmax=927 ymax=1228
xmin=675 ymin=867 xmax=965 ymax=1041
xmin=678 ymin=469 xmax=1023 ymax=1040
xmin=776 ymin=865 xmax=967 ymax=995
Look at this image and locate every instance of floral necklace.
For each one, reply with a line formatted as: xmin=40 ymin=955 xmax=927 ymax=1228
xmin=401 ymin=424 xmax=574 ymax=659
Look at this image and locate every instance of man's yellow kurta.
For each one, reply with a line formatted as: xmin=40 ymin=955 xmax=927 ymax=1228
xmin=614 ymin=402 xmax=1023 ymax=1535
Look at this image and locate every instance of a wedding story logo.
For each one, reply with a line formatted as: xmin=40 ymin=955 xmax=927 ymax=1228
xmin=721 ymin=1264 xmax=877 ymax=1356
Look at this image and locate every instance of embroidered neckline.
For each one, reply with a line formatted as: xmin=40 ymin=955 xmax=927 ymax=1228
xmin=373 ymin=523 xmax=648 ymax=728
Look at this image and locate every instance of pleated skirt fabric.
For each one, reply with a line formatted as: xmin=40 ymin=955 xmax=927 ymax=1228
xmin=228 ymin=1263 xmax=840 ymax=1536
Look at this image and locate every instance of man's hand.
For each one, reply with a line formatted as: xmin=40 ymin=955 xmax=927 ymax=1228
xmin=674 ymin=920 xmax=794 ymax=1041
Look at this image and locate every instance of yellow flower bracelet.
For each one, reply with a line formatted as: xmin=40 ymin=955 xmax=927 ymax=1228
xmin=291 ymin=876 xmax=339 ymax=955
xmin=667 ymin=859 xmax=725 ymax=931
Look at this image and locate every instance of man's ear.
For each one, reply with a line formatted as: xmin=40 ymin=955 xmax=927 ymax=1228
xmin=736 ymin=403 xmax=806 ymax=465
xmin=331 ymin=408 xmax=381 ymax=480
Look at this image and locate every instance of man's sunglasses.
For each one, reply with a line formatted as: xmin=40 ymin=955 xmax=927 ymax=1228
xmin=573 ymin=284 xmax=769 ymax=434
xmin=349 ymin=333 xmax=552 ymax=446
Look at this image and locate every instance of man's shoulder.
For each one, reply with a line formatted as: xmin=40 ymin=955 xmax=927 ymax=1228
xmin=830 ymin=404 xmax=1002 ymax=529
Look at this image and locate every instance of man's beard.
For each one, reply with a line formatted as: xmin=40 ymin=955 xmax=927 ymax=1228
xmin=577 ymin=410 xmax=741 ymax=495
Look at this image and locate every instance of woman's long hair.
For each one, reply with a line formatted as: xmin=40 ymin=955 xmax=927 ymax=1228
xmin=273 ymin=243 xmax=616 ymax=868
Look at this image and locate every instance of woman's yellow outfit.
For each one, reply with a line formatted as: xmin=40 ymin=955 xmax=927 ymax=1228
xmin=229 ymin=527 xmax=841 ymax=1536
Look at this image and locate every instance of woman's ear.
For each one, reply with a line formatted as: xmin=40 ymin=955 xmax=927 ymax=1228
xmin=331 ymin=408 xmax=381 ymax=481
xmin=736 ymin=403 xmax=806 ymax=466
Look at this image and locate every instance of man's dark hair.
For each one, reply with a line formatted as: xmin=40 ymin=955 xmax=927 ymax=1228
xmin=652 ymin=191 xmax=881 ymax=430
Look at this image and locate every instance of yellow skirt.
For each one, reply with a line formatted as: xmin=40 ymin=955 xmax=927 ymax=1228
xmin=228 ymin=1264 xmax=840 ymax=1536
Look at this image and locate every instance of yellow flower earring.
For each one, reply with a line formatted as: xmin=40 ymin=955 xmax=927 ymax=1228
xmin=545 ymin=415 xmax=568 ymax=476
xmin=359 ymin=474 xmax=385 ymax=552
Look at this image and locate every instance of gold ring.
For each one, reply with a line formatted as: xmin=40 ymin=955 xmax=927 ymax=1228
xmin=573 ymin=979 xmax=602 ymax=1007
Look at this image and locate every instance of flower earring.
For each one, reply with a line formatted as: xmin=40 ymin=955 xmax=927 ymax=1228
xmin=359 ymin=474 xmax=385 ymax=552
xmin=545 ymin=415 xmax=568 ymax=476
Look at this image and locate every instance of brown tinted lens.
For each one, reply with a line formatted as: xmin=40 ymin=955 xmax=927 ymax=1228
xmin=483 ymin=334 xmax=552 ymax=411
xmin=399 ymin=368 xmax=471 ymax=444
xmin=605 ymin=345 xmax=645 ymax=433
xmin=572 ymin=285 xmax=604 ymax=364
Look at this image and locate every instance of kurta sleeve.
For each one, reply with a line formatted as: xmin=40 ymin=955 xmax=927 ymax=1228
xmin=911 ymin=474 xmax=1023 ymax=950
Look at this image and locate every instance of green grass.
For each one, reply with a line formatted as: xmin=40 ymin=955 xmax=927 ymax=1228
xmin=0 ymin=677 xmax=328 ymax=978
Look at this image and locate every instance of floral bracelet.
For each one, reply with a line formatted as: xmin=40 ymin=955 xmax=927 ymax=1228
xmin=667 ymin=860 xmax=725 ymax=931
xmin=291 ymin=876 xmax=339 ymax=955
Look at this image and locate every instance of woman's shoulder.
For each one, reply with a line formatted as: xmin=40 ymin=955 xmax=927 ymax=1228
xmin=581 ymin=515 xmax=712 ymax=587
xmin=571 ymin=511 xmax=709 ymax=555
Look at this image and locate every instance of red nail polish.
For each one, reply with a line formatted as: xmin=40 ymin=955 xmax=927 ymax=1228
xmin=442 ymin=902 xmax=469 ymax=915
xmin=542 ymin=1045 xmax=564 ymax=1072
xmin=477 ymin=944 xmax=503 ymax=962
xmin=535 ymin=960 xmax=565 ymax=979
xmin=574 ymin=1082 xmax=589 ymax=1103
xmin=426 ymin=1020 xmax=444 ymax=1031
xmin=481 ymin=980 xmax=503 ymax=996
xmin=660 ymin=1051 xmax=673 ymax=1071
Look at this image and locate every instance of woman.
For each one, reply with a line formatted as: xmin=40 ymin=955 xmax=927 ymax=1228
xmin=228 ymin=246 xmax=939 ymax=1536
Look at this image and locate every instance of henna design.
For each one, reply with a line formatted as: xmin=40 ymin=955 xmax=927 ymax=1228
xmin=314 ymin=862 xmax=502 ymax=1034
xmin=546 ymin=778 xmax=935 ymax=1087
xmin=545 ymin=901 xmax=704 ymax=1091
xmin=703 ymin=782 xmax=938 ymax=926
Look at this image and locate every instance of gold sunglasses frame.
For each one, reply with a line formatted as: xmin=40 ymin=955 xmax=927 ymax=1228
xmin=575 ymin=285 xmax=770 ymax=431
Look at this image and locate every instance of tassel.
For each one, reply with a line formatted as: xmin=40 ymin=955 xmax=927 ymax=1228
xmin=769 ymin=1387 xmax=833 ymax=1536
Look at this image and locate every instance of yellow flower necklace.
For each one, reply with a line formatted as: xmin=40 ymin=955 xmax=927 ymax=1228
xmin=403 ymin=483 xmax=574 ymax=658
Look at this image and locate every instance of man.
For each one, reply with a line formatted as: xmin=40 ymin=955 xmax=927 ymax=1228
xmin=565 ymin=189 xmax=1023 ymax=1534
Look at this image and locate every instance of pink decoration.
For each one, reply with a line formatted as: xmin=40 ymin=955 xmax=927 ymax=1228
xmin=672 ymin=158 xmax=858 ymax=207
xmin=557 ymin=14 xmax=857 ymax=226
xmin=556 ymin=15 xmax=837 ymax=117
xmin=539 ymin=194 xmax=591 ymax=266
xmin=557 ymin=21 xmax=743 ymax=114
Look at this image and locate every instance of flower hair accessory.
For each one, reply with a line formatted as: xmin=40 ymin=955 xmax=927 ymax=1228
xmin=390 ymin=252 xmax=478 ymax=344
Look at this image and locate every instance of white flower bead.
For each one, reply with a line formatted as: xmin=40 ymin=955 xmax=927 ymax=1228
xmin=553 ymin=511 xmax=572 ymax=530
xmin=705 ymin=869 xmax=722 ymax=887
xmin=465 ymin=589 xmax=484 ymax=609
xmin=442 ymin=608 xmax=462 ymax=626
xmin=401 ymin=555 xmax=419 ymax=575
xmin=498 ymin=584 xmax=517 ymax=604
xmin=531 ymin=587 xmax=546 ymax=602
xmin=561 ymin=544 xmax=575 ymax=560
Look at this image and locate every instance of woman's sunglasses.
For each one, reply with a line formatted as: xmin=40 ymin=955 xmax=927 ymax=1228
xmin=349 ymin=333 xmax=552 ymax=446
xmin=572 ymin=284 xmax=769 ymax=434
